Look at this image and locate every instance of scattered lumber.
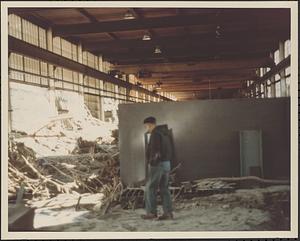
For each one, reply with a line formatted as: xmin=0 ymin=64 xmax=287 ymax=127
xmin=8 ymin=139 xmax=121 ymax=214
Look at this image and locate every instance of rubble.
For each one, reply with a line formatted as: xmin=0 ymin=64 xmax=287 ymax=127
xmin=8 ymin=137 xmax=122 ymax=214
xmin=8 ymin=109 xmax=291 ymax=231
xmin=11 ymin=104 xmax=118 ymax=157
xmin=118 ymin=175 xmax=290 ymax=210
xmin=8 ymin=141 xmax=74 ymax=201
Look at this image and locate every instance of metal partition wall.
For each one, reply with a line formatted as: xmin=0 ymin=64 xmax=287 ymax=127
xmin=118 ymin=97 xmax=290 ymax=186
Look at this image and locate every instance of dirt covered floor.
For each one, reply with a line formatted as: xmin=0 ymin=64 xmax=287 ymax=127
xmin=8 ymin=133 xmax=290 ymax=232
xmin=33 ymin=185 xmax=289 ymax=232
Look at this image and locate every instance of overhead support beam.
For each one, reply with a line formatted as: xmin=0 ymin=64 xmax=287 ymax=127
xmin=112 ymin=56 xmax=274 ymax=74
xmin=106 ymin=52 xmax=272 ymax=67
xmin=129 ymin=8 xmax=142 ymax=19
xmin=157 ymin=83 xmax=242 ymax=92
xmin=101 ymin=43 xmax=275 ymax=62
xmin=107 ymin=32 xmax=119 ymax=40
xmin=141 ymin=75 xmax=257 ymax=85
xmin=8 ymin=36 xmax=169 ymax=101
xmin=84 ymin=31 xmax=289 ymax=51
xmin=156 ymin=85 xmax=243 ymax=92
xmin=8 ymin=8 xmax=70 ymax=15
xmin=52 ymin=11 xmax=290 ymax=36
xmin=141 ymin=68 xmax=257 ymax=77
xmin=77 ymin=8 xmax=98 ymax=23
xmin=76 ymin=8 xmax=119 ymax=40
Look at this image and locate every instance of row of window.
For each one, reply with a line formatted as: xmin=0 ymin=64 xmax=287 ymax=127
xmin=245 ymin=39 xmax=291 ymax=99
xmin=9 ymin=52 xmax=165 ymax=103
xmin=9 ymin=14 xmax=175 ymax=101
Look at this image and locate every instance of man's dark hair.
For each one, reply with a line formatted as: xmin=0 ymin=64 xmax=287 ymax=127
xmin=143 ymin=116 xmax=156 ymax=124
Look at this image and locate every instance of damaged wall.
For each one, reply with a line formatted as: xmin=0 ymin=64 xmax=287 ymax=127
xmin=9 ymin=82 xmax=117 ymax=157
xmin=118 ymin=97 xmax=290 ymax=186
xmin=10 ymin=82 xmax=57 ymax=134
xmin=10 ymin=82 xmax=87 ymax=134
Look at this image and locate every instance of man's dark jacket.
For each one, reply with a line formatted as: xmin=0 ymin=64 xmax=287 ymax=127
xmin=145 ymin=125 xmax=173 ymax=166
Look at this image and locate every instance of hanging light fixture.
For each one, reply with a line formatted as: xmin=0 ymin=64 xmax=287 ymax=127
xmin=154 ymin=46 xmax=162 ymax=54
xmin=142 ymin=34 xmax=151 ymax=41
xmin=215 ymin=25 xmax=222 ymax=39
xmin=124 ymin=10 xmax=135 ymax=19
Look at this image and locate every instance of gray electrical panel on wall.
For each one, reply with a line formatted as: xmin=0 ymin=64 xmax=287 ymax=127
xmin=239 ymin=130 xmax=263 ymax=178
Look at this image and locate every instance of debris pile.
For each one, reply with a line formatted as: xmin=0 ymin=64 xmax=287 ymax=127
xmin=8 ymin=100 xmax=122 ymax=215
xmin=8 ymin=139 xmax=123 ymax=214
xmin=118 ymin=176 xmax=290 ymax=210
xmin=8 ymin=142 xmax=70 ymax=201
xmin=11 ymin=104 xmax=118 ymax=157
xmin=37 ymin=144 xmax=122 ymax=214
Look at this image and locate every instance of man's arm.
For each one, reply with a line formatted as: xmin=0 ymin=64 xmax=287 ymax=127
xmin=150 ymin=132 xmax=162 ymax=164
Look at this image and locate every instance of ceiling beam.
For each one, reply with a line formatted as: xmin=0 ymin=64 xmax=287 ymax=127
xmin=8 ymin=8 xmax=70 ymax=15
xmin=140 ymin=68 xmax=257 ymax=77
xmin=84 ymin=30 xmax=289 ymax=51
xmin=77 ymin=8 xmax=98 ymax=23
xmin=101 ymin=42 xmax=276 ymax=62
xmin=112 ymin=56 xmax=274 ymax=74
xmin=157 ymin=83 xmax=242 ymax=91
xmin=107 ymin=32 xmax=119 ymax=40
xmin=8 ymin=36 xmax=169 ymax=100
xmin=110 ymin=53 xmax=271 ymax=66
xmin=76 ymin=8 xmax=119 ymax=41
xmin=141 ymin=75 xmax=257 ymax=85
xmin=129 ymin=8 xmax=142 ymax=19
xmin=52 ymin=11 xmax=289 ymax=36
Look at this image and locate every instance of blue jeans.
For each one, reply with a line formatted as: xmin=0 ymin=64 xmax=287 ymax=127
xmin=144 ymin=161 xmax=173 ymax=214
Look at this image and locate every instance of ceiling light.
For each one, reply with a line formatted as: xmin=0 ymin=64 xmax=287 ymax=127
xmin=154 ymin=46 xmax=162 ymax=54
xmin=124 ymin=10 xmax=135 ymax=19
xmin=215 ymin=25 xmax=222 ymax=38
xmin=142 ymin=34 xmax=151 ymax=41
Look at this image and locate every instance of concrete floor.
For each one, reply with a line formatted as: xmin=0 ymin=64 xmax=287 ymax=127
xmin=34 ymin=185 xmax=290 ymax=232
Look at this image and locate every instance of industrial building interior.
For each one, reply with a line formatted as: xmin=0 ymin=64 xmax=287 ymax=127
xmin=6 ymin=7 xmax=292 ymax=233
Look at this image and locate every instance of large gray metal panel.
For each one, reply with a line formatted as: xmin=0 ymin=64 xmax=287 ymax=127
xmin=118 ymin=97 xmax=290 ymax=186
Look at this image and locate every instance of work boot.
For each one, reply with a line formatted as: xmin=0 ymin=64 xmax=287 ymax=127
xmin=157 ymin=212 xmax=174 ymax=220
xmin=141 ymin=213 xmax=157 ymax=220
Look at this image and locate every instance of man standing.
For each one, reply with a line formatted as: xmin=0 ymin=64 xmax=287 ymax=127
xmin=141 ymin=116 xmax=173 ymax=220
